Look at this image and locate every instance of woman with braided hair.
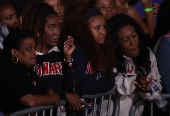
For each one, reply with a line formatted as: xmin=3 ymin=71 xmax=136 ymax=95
xmin=22 ymin=2 xmax=89 ymax=114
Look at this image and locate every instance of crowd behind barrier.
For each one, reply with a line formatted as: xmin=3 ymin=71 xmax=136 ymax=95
xmin=8 ymin=89 xmax=170 ymax=116
xmin=0 ymin=0 xmax=169 ymax=116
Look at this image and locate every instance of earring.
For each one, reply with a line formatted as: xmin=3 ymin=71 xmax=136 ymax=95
xmin=37 ymin=33 xmax=39 ymax=37
xmin=12 ymin=57 xmax=18 ymax=63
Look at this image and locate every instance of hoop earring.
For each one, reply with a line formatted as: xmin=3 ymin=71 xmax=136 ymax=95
xmin=12 ymin=57 xmax=18 ymax=63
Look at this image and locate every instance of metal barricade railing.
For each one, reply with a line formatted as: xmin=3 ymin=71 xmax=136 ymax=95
xmin=8 ymin=89 xmax=120 ymax=116
xmin=82 ymin=89 xmax=120 ymax=116
xmin=128 ymin=98 xmax=147 ymax=116
xmin=129 ymin=93 xmax=170 ymax=116
xmin=9 ymin=100 xmax=66 ymax=116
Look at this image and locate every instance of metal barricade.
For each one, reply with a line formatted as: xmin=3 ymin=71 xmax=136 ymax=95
xmin=9 ymin=100 xmax=66 ymax=116
xmin=129 ymin=93 xmax=170 ymax=116
xmin=8 ymin=89 xmax=120 ymax=116
xmin=128 ymin=98 xmax=146 ymax=116
xmin=82 ymin=89 xmax=120 ymax=116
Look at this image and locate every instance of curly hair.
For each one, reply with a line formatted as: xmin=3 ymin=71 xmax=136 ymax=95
xmin=60 ymin=6 xmax=116 ymax=78
xmin=107 ymin=14 xmax=151 ymax=75
xmin=22 ymin=2 xmax=58 ymax=51
xmin=63 ymin=0 xmax=88 ymax=19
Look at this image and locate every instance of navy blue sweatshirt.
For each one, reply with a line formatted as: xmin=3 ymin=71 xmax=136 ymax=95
xmin=33 ymin=46 xmax=72 ymax=100
xmin=65 ymin=46 xmax=115 ymax=95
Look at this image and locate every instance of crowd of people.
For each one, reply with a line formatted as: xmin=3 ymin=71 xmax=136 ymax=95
xmin=0 ymin=0 xmax=169 ymax=116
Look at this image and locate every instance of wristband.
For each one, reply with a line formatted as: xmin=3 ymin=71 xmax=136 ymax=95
xmin=144 ymin=8 xmax=153 ymax=12
xmin=64 ymin=58 xmax=73 ymax=66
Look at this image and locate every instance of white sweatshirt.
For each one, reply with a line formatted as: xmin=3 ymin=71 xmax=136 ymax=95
xmin=115 ymin=50 xmax=162 ymax=116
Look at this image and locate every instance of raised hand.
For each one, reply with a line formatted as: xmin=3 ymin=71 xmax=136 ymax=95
xmin=153 ymin=2 xmax=159 ymax=17
xmin=63 ymin=36 xmax=76 ymax=61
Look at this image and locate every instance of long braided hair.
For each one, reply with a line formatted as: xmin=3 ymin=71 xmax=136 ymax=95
xmin=22 ymin=2 xmax=58 ymax=52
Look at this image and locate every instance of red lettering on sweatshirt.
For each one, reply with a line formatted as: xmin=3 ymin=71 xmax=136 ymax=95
xmin=85 ymin=62 xmax=93 ymax=74
xmin=34 ymin=62 xmax=63 ymax=77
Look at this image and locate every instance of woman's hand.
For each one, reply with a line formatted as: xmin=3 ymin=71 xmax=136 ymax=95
xmin=52 ymin=93 xmax=61 ymax=105
xmin=46 ymin=89 xmax=61 ymax=105
xmin=66 ymin=93 xmax=90 ymax=111
xmin=135 ymin=74 xmax=152 ymax=92
xmin=63 ymin=36 xmax=76 ymax=61
xmin=153 ymin=2 xmax=159 ymax=17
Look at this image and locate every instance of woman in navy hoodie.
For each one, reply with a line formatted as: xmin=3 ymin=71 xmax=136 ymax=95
xmin=60 ymin=6 xmax=116 ymax=96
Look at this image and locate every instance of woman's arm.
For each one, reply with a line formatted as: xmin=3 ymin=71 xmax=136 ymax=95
xmin=127 ymin=4 xmax=156 ymax=38
xmin=127 ymin=5 xmax=150 ymax=35
xmin=141 ymin=0 xmax=156 ymax=37
xmin=19 ymin=90 xmax=60 ymax=107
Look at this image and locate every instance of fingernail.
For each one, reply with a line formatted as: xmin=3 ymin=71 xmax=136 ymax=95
xmin=147 ymin=79 xmax=150 ymax=82
xmin=89 ymin=105 xmax=91 ymax=106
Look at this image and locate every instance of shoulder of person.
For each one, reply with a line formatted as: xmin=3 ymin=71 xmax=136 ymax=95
xmin=160 ymin=36 xmax=170 ymax=44
xmin=127 ymin=5 xmax=140 ymax=16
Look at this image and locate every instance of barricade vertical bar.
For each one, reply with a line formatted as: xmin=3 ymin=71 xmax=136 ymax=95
xmin=92 ymin=98 xmax=97 ymax=116
xmin=169 ymin=101 xmax=170 ymax=116
xmin=35 ymin=112 xmax=38 ymax=116
xmin=56 ymin=107 xmax=58 ymax=116
xmin=43 ymin=110 xmax=45 ymax=116
xmin=100 ymin=96 xmax=104 ymax=116
xmin=150 ymin=102 xmax=153 ymax=116
xmin=106 ymin=94 xmax=112 ymax=116
xmin=50 ymin=108 xmax=53 ymax=116
xmin=85 ymin=109 xmax=88 ymax=116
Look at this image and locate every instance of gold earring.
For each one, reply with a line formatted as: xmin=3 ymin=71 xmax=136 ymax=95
xmin=12 ymin=57 xmax=18 ymax=63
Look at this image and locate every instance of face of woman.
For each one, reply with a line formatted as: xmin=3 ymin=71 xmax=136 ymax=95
xmin=88 ymin=15 xmax=106 ymax=45
xmin=117 ymin=24 xmax=139 ymax=58
xmin=0 ymin=4 xmax=19 ymax=29
xmin=43 ymin=14 xmax=60 ymax=49
xmin=12 ymin=37 xmax=36 ymax=67
xmin=94 ymin=0 xmax=116 ymax=20
xmin=44 ymin=0 xmax=64 ymax=23
xmin=115 ymin=0 xmax=129 ymax=14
